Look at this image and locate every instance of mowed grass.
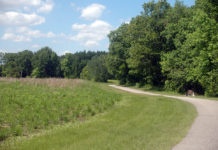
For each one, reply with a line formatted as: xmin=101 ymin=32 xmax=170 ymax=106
xmin=1 ymin=80 xmax=197 ymax=150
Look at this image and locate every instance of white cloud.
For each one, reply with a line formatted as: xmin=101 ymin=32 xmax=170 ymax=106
xmin=1 ymin=27 xmax=56 ymax=42
xmin=70 ymin=3 xmax=81 ymax=12
xmin=18 ymin=27 xmax=56 ymax=38
xmin=37 ymin=0 xmax=54 ymax=13
xmin=16 ymin=26 xmax=41 ymax=37
xmin=0 ymin=0 xmax=53 ymax=27
xmin=0 ymin=0 xmax=54 ymax=12
xmin=2 ymin=33 xmax=31 ymax=42
xmin=32 ymin=44 xmax=41 ymax=49
xmin=71 ymin=20 xmax=112 ymax=47
xmin=81 ymin=3 xmax=105 ymax=20
xmin=46 ymin=32 xmax=55 ymax=38
xmin=85 ymin=40 xmax=99 ymax=47
xmin=0 ymin=11 xmax=45 ymax=26
xmin=0 ymin=0 xmax=41 ymax=10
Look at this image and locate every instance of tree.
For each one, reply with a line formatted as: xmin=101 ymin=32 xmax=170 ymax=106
xmin=2 ymin=50 xmax=33 ymax=77
xmin=60 ymin=53 xmax=74 ymax=78
xmin=161 ymin=9 xmax=218 ymax=95
xmin=162 ymin=0 xmax=192 ymax=52
xmin=3 ymin=53 xmax=20 ymax=77
xmin=191 ymin=10 xmax=218 ymax=96
xmin=60 ymin=51 xmax=106 ymax=78
xmin=160 ymin=8 xmax=195 ymax=92
xmin=126 ymin=0 xmax=170 ymax=86
xmin=32 ymin=47 xmax=60 ymax=78
xmin=107 ymin=0 xmax=171 ymax=86
xmin=17 ymin=50 xmax=33 ymax=77
xmin=107 ymin=23 xmax=130 ymax=84
xmin=0 ymin=52 xmax=5 ymax=76
xmin=196 ymin=0 xmax=218 ymax=22
xmin=81 ymin=55 xmax=110 ymax=82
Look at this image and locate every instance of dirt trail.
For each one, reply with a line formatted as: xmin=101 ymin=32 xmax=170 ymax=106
xmin=109 ymin=85 xmax=218 ymax=150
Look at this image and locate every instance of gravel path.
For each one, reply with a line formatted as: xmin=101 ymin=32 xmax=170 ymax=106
xmin=109 ymin=85 xmax=218 ymax=150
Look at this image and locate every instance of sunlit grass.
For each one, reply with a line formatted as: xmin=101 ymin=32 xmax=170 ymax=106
xmin=1 ymin=83 xmax=196 ymax=150
xmin=0 ymin=78 xmax=120 ymax=142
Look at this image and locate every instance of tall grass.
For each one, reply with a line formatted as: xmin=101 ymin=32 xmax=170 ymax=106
xmin=0 ymin=78 xmax=121 ymax=141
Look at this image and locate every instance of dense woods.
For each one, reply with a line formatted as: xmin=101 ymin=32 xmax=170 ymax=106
xmin=108 ymin=0 xmax=218 ymax=96
xmin=0 ymin=0 xmax=217 ymax=96
xmin=0 ymin=48 xmax=108 ymax=82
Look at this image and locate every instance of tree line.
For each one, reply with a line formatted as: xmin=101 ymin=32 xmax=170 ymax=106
xmin=107 ymin=0 xmax=218 ymax=96
xmin=0 ymin=0 xmax=217 ymax=96
xmin=0 ymin=47 xmax=109 ymax=82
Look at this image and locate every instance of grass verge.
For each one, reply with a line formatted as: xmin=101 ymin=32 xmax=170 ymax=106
xmin=1 ymin=81 xmax=196 ymax=150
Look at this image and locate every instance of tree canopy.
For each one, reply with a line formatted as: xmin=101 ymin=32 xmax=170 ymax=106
xmin=1 ymin=48 xmax=108 ymax=81
xmin=107 ymin=0 xmax=218 ymax=96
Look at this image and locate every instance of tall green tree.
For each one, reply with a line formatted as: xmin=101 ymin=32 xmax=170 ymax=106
xmin=160 ymin=7 xmax=194 ymax=92
xmin=107 ymin=23 xmax=130 ymax=84
xmin=60 ymin=53 xmax=74 ymax=78
xmin=108 ymin=0 xmax=171 ymax=86
xmin=3 ymin=53 xmax=20 ymax=77
xmin=196 ymin=0 xmax=218 ymax=22
xmin=32 ymin=47 xmax=60 ymax=78
xmin=161 ymin=9 xmax=218 ymax=95
xmin=17 ymin=50 xmax=33 ymax=77
xmin=81 ymin=55 xmax=110 ymax=82
xmin=191 ymin=10 xmax=218 ymax=96
xmin=60 ymin=51 xmax=105 ymax=78
xmin=162 ymin=0 xmax=192 ymax=52
xmin=126 ymin=0 xmax=170 ymax=86
xmin=0 ymin=52 xmax=5 ymax=76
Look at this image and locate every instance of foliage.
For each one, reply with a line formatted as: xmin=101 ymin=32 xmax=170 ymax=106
xmin=81 ymin=55 xmax=110 ymax=82
xmin=108 ymin=0 xmax=170 ymax=87
xmin=31 ymin=47 xmax=60 ymax=78
xmin=60 ymin=51 xmax=106 ymax=78
xmin=0 ymin=65 xmax=2 ymax=76
xmin=2 ymin=48 xmax=107 ymax=80
xmin=2 ymin=51 xmax=33 ymax=77
xmin=196 ymin=0 xmax=218 ymax=22
xmin=0 ymin=78 xmax=120 ymax=141
xmin=161 ymin=9 xmax=218 ymax=96
xmin=0 ymin=52 xmax=5 ymax=65
xmin=108 ymin=0 xmax=218 ymax=96
xmin=107 ymin=23 xmax=130 ymax=85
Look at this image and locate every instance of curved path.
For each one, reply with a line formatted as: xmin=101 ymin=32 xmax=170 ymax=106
xmin=109 ymin=85 xmax=218 ymax=150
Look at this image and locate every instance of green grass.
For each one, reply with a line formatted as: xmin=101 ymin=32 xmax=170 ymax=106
xmin=0 ymin=78 xmax=121 ymax=142
xmin=1 ymin=80 xmax=197 ymax=150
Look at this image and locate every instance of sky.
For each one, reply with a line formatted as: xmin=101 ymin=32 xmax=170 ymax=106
xmin=0 ymin=0 xmax=195 ymax=55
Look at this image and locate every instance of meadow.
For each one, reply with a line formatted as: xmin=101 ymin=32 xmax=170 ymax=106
xmin=0 ymin=78 xmax=120 ymax=141
xmin=0 ymin=78 xmax=196 ymax=149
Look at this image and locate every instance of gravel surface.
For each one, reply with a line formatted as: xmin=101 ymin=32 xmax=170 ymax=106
xmin=109 ymin=85 xmax=218 ymax=150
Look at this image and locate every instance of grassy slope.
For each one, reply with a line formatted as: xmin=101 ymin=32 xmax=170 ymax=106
xmin=2 ymin=84 xmax=197 ymax=150
xmin=0 ymin=78 xmax=120 ymax=141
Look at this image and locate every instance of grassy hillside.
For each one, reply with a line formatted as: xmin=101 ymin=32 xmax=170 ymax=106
xmin=0 ymin=78 xmax=196 ymax=150
xmin=0 ymin=78 xmax=120 ymax=142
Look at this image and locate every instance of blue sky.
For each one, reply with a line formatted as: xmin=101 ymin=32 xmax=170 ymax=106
xmin=0 ymin=0 xmax=195 ymax=55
